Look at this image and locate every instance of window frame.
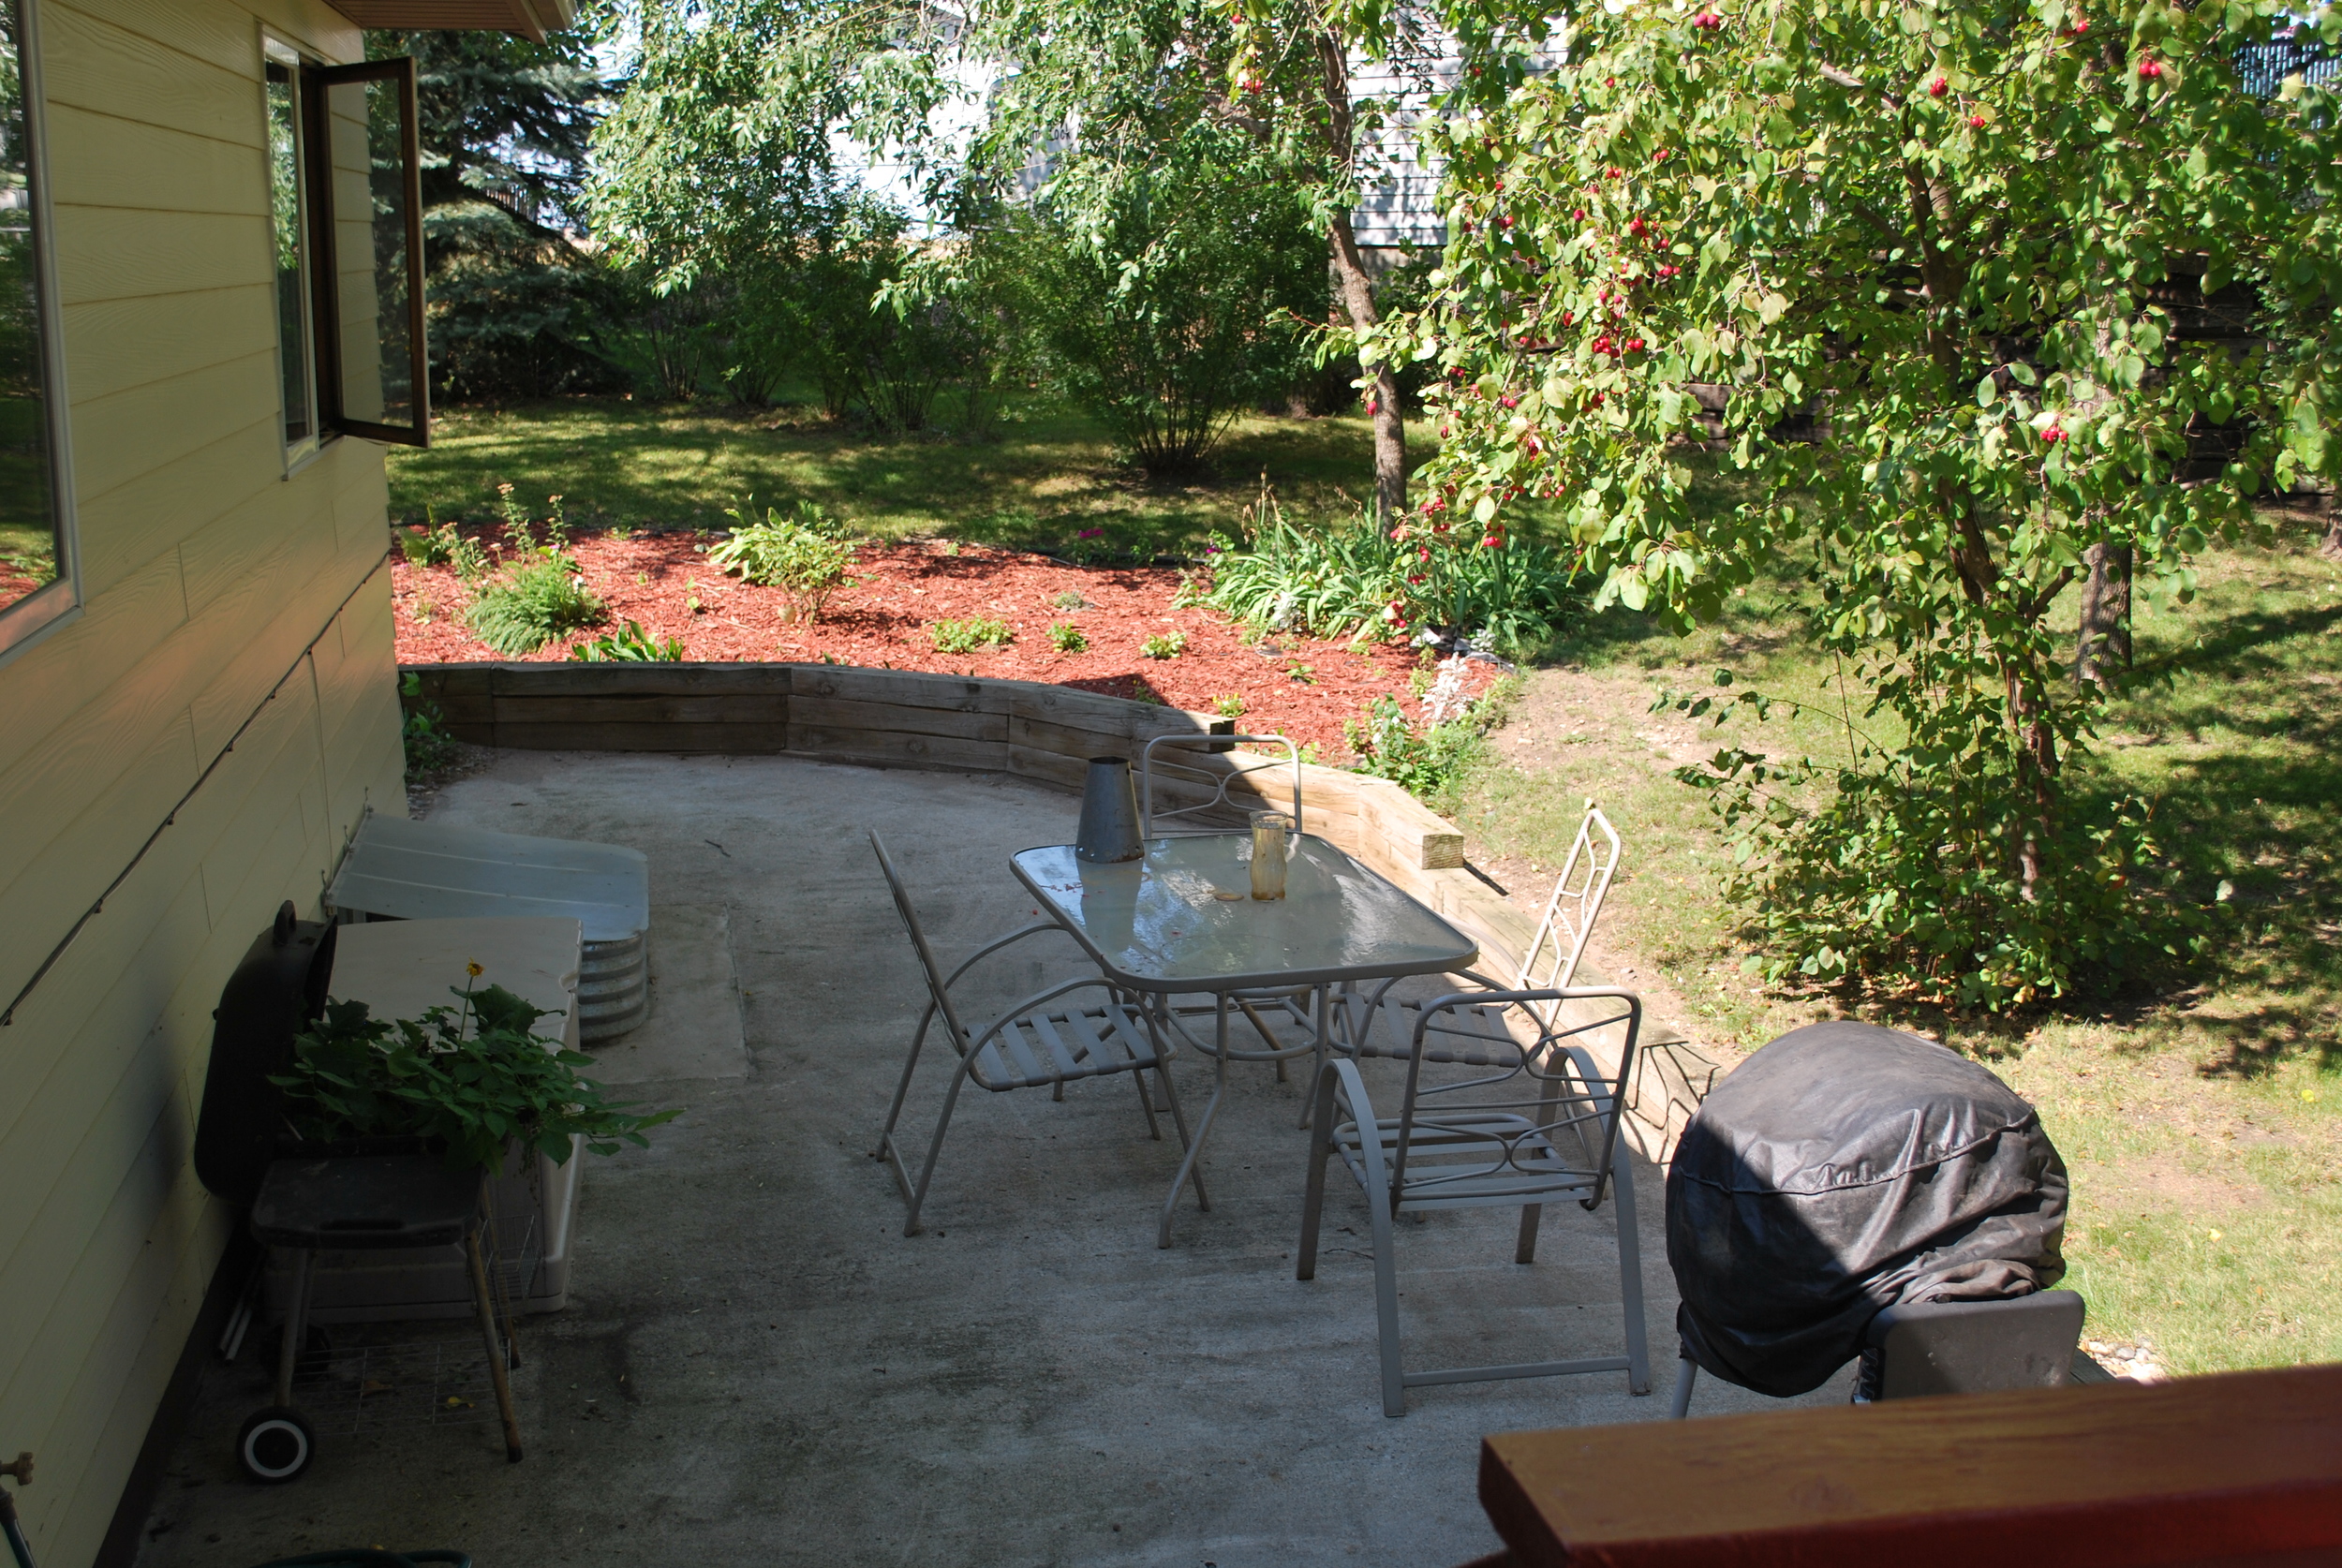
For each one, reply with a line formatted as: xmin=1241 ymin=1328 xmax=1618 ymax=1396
xmin=301 ymin=54 xmax=428 ymax=449
xmin=262 ymin=36 xmax=319 ymax=468
xmin=0 ymin=0 xmax=82 ymax=667
xmin=259 ymin=38 xmax=431 ymax=463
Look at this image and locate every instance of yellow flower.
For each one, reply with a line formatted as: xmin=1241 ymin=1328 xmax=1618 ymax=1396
xmin=467 ymin=960 xmax=484 ymax=979
xmin=2305 ymin=1088 xmax=2320 ymax=1102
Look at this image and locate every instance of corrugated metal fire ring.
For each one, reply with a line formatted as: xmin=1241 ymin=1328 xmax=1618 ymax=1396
xmin=579 ymin=930 xmax=648 ymax=1043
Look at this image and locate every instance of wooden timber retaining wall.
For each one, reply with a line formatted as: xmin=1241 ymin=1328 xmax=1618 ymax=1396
xmin=399 ymin=661 xmax=1727 ymax=1158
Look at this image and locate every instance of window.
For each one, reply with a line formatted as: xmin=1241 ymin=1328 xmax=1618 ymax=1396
xmin=262 ymin=41 xmax=428 ymax=457
xmin=0 ymin=0 xmax=73 ymax=658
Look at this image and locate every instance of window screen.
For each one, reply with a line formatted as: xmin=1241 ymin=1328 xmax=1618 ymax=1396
xmin=307 ymin=58 xmax=426 ymax=445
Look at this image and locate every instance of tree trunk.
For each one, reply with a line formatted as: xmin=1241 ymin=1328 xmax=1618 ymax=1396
xmin=2076 ymin=540 xmax=2133 ymax=687
xmin=2320 ymin=492 xmax=2342 ymax=560
xmin=1327 ymin=214 xmax=1408 ymax=523
xmin=1312 ymin=27 xmax=1406 ymax=524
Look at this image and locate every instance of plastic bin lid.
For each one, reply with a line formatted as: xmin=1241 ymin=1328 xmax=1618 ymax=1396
xmin=329 ymin=811 xmax=648 ymax=942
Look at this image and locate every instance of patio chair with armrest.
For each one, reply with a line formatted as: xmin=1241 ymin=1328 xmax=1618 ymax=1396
xmin=867 ymin=830 xmax=1201 ymax=1235
xmin=1297 ymin=986 xmax=1653 ymax=1416
xmin=1327 ymin=801 xmax=1622 ymax=1085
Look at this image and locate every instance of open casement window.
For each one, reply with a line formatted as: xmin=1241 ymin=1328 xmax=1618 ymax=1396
xmin=298 ymin=55 xmax=428 ymax=447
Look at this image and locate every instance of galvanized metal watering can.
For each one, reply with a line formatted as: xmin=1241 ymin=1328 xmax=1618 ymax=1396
xmin=1075 ymin=757 xmax=1145 ymax=864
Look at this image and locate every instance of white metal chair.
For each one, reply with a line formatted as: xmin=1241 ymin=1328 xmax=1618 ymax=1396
xmin=1137 ymin=732 xmax=1302 ymax=837
xmin=867 ymin=831 xmax=1199 ymax=1235
xmin=1297 ymin=986 xmax=1653 ymax=1416
xmin=1329 ymin=800 xmax=1622 ymax=1072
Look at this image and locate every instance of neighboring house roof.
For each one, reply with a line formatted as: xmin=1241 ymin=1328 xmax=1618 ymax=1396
xmin=327 ymin=0 xmax=576 ymax=43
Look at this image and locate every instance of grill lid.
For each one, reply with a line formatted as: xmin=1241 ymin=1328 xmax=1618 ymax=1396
xmin=1666 ymin=1020 xmax=2068 ymax=1398
xmin=193 ymin=902 xmax=336 ymax=1206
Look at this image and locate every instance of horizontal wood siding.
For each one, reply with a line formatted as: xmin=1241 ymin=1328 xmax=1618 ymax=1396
xmin=0 ymin=1 xmax=408 ymax=1562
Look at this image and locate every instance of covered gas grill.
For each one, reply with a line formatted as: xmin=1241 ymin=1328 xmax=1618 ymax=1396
xmin=1666 ymin=1020 xmax=2078 ymax=1411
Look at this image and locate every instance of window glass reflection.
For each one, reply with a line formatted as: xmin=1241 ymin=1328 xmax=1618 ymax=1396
xmin=0 ymin=0 xmax=58 ymax=620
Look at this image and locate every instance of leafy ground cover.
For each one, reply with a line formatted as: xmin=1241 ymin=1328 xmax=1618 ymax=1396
xmin=389 ymin=394 xmax=1387 ymax=561
xmin=1460 ymin=518 xmax=2342 ymax=1376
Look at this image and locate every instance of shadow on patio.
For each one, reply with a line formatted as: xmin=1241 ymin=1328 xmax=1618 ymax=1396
xmin=130 ymin=751 xmax=1847 ymax=1568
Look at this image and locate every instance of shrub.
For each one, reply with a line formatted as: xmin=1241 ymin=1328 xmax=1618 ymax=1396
xmin=465 ymin=557 xmax=606 ymax=656
xmin=1140 ymin=630 xmax=1187 ymax=659
xmin=1049 ymin=621 xmax=1089 ymax=653
xmin=708 ymin=501 xmax=859 ymax=624
xmin=932 ymin=616 xmax=1012 ymax=652
xmin=569 ymin=619 xmax=685 ymax=661
xmin=991 ymin=124 xmax=1324 ymax=474
xmin=1050 ymin=589 xmax=1088 ymax=611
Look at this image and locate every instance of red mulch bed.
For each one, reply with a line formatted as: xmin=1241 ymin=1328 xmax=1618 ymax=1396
xmin=391 ymin=531 xmax=1494 ymax=759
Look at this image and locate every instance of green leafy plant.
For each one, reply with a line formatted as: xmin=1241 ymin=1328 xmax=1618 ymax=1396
xmin=1049 ymin=621 xmax=1089 ymax=653
xmin=465 ymin=557 xmax=607 ymax=656
xmin=272 ymin=975 xmax=680 ymax=1169
xmin=1204 ymin=481 xmax=1583 ymax=656
xmin=1213 ymin=693 xmax=1246 ymax=718
xmin=570 ymin=619 xmax=686 ymax=661
xmin=398 ymin=672 xmax=460 ymax=780
xmin=1050 ymin=589 xmax=1089 ymax=611
xmin=1345 ymin=696 xmax=1489 ymax=818
xmin=1140 ymin=629 xmax=1187 ymax=659
xmin=708 ymin=501 xmax=859 ymax=624
xmin=932 ymin=616 xmax=1013 ymax=652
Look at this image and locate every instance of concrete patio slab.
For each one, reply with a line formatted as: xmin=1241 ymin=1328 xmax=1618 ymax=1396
xmin=131 ymin=752 xmax=1849 ymax=1568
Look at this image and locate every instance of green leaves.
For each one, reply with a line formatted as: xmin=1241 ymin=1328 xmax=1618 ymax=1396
xmin=273 ymin=985 xmax=681 ymax=1170
xmin=1365 ymin=0 xmax=2332 ymax=1007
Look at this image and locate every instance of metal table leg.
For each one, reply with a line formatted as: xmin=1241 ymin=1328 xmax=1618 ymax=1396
xmin=1157 ymin=994 xmax=1233 ymax=1249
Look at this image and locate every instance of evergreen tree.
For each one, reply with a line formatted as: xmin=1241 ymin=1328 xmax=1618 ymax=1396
xmin=370 ymin=27 xmax=621 ymax=400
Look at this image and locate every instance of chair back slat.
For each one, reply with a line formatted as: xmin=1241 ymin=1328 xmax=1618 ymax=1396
xmin=1139 ymin=734 xmax=1304 ymax=836
xmin=1385 ymin=988 xmax=1640 ymax=1209
xmin=1515 ymin=803 xmax=1622 ymax=1000
xmin=867 ymin=830 xmax=979 ymax=1058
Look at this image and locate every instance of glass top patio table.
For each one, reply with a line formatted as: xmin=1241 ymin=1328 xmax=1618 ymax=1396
xmin=1012 ymin=833 xmax=1478 ymax=1246
xmin=1008 ymin=834 xmax=1478 ymax=996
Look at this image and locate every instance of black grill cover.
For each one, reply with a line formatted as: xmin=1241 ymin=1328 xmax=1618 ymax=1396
xmin=1666 ymin=1021 xmax=2068 ymax=1398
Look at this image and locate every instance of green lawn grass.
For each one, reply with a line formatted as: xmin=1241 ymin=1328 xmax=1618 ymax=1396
xmin=1462 ymin=520 xmax=2342 ymax=1374
xmin=389 ymin=392 xmax=1388 ymax=560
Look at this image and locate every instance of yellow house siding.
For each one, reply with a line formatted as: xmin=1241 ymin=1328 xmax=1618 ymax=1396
xmin=0 ymin=0 xmax=414 ymax=1560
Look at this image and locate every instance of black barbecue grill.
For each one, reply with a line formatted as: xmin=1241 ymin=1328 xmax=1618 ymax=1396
xmin=194 ymin=903 xmax=522 ymax=1482
xmin=1665 ymin=1020 xmax=2083 ymax=1414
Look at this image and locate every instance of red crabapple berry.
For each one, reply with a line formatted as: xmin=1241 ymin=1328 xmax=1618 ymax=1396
xmin=2139 ymin=58 xmax=2163 ymax=79
xmin=1970 ymin=114 xmax=1986 ymax=128
xmin=1930 ymin=76 xmax=1948 ymax=96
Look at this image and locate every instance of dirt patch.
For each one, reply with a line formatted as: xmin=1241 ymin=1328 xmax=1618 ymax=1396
xmin=392 ymin=533 xmax=1495 ymax=758
xmin=2089 ymin=1151 xmax=2260 ymax=1215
